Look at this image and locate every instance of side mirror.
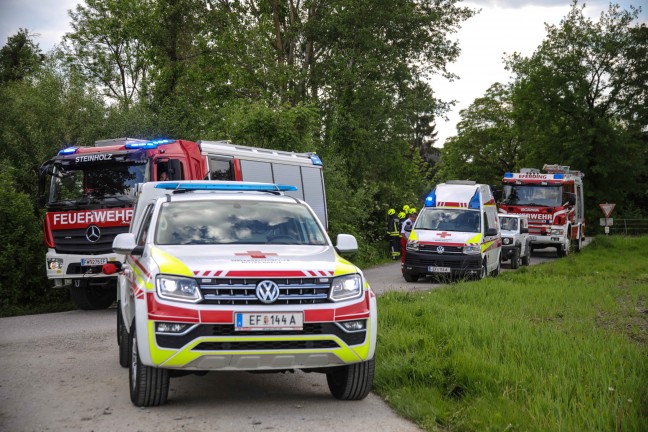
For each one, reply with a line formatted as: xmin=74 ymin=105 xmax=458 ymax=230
xmin=565 ymin=192 xmax=576 ymax=206
xmin=113 ymin=233 xmax=140 ymax=255
xmin=486 ymin=228 xmax=498 ymax=237
xmin=335 ymin=234 xmax=358 ymax=256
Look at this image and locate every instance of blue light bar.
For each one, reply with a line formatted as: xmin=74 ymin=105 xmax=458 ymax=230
xmin=503 ymin=172 xmax=513 ymax=178
xmin=553 ymin=174 xmax=564 ymax=179
xmin=425 ymin=189 xmax=437 ymax=207
xmin=125 ymin=139 xmax=175 ymax=150
xmin=469 ymin=190 xmax=481 ymax=209
xmin=58 ymin=146 xmax=79 ymax=155
xmin=309 ymin=154 xmax=323 ymax=166
xmin=155 ymin=182 xmax=298 ymax=192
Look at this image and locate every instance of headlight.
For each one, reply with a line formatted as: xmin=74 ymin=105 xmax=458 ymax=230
xmin=157 ymin=275 xmax=202 ymax=303
xmin=330 ymin=274 xmax=363 ymax=301
xmin=551 ymin=229 xmax=563 ymax=235
xmin=406 ymin=240 xmax=419 ymax=252
xmin=463 ymin=244 xmax=481 ymax=255
xmin=502 ymin=237 xmax=513 ymax=245
xmin=47 ymin=258 xmax=64 ymax=270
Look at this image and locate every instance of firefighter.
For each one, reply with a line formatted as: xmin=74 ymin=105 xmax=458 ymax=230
xmin=401 ymin=209 xmax=417 ymax=264
xmin=386 ymin=209 xmax=401 ymax=260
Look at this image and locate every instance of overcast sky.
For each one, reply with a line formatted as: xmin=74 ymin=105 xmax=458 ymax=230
xmin=0 ymin=0 xmax=645 ymax=146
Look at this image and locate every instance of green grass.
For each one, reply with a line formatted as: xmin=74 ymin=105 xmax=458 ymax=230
xmin=374 ymin=235 xmax=648 ymax=431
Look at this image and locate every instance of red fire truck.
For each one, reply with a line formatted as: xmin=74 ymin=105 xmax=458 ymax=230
xmin=498 ymin=164 xmax=586 ymax=257
xmin=38 ymin=138 xmax=327 ymax=310
xmin=38 ymin=138 xmax=208 ymax=309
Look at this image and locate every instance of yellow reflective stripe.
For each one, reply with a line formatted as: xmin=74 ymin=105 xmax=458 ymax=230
xmin=409 ymin=230 xmax=419 ymax=241
xmin=334 ymin=255 xmax=359 ymax=276
xmin=148 ymin=321 xmax=177 ymax=364
xmin=467 ymin=233 xmax=482 ymax=244
xmin=128 ymin=258 xmax=154 ymax=291
xmin=151 ymin=247 xmax=193 ymax=277
xmin=481 ymin=239 xmax=496 ymax=252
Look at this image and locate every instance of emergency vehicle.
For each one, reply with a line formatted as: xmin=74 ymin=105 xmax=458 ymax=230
xmin=38 ymin=138 xmax=328 ymax=310
xmin=106 ymin=181 xmax=376 ymax=406
xmin=499 ymin=164 xmax=585 ymax=257
xmin=38 ymin=138 xmax=208 ymax=310
xmin=402 ymin=181 xmax=501 ymax=281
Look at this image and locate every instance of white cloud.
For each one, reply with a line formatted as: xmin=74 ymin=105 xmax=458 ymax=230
xmin=430 ymin=0 xmax=647 ymax=147
xmin=0 ymin=0 xmax=79 ymax=51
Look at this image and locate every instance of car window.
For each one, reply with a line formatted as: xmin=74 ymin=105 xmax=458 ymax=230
xmin=154 ymin=199 xmax=328 ymax=246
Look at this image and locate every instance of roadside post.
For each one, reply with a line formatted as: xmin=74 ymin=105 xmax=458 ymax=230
xmin=599 ymin=203 xmax=616 ymax=235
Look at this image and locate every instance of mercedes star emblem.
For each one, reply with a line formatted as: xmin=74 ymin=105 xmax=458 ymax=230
xmin=86 ymin=225 xmax=101 ymax=243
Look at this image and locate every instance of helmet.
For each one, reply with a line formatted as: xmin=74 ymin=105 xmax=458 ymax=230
xmin=398 ymin=211 xmax=406 ymax=219
xmin=409 ymin=208 xmax=417 ymax=214
xmin=387 ymin=208 xmax=396 ymax=216
xmin=402 ymin=205 xmax=410 ymax=212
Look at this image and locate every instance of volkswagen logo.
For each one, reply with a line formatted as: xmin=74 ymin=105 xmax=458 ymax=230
xmin=86 ymin=225 xmax=101 ymax=243
xmin=256 ymin=280 xmax=280 ymax=304
xmin=436 ymin=246 xmax=445 ymax=254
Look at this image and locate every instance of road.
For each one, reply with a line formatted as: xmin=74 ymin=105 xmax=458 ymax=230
xmin=0 ymin=247 xmax=570 ymax=432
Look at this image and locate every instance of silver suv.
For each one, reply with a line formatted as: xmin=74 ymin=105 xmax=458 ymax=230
xmin=498 ymin=214 xmax=531 ymax=269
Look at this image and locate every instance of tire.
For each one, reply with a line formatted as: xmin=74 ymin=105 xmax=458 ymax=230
xmin=69 ymin=279 xmax=116 ymax=310
xmin=118 ymin=305 xmax=129 ymax=368
xmin=521 ymin=245 xmax=531 ymax=266
xmin=573 ymin=227 xmax=583 ymax=252
xmin=129 ymin=322 xmax=169 ymax=407
xmin=403 ymin=272 xmax=419 ymax=283
xmin=492 ymin=256 xmax=501 ymax=276
xmin=510 ymin=248 xmax=520 ymax=269
xmin=477 ymin=261 xmax=488 ymax=280
xmin=326 ymin=358 xmax=375 ymax=400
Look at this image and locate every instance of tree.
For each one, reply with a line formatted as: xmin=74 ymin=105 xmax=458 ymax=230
xmin=0 ymin=29 xmax=44 ymax=84
xmin=436 ymin=82 xmax=519 ymax=184
xmin=507 ymin=1 xmax=648 ymax=216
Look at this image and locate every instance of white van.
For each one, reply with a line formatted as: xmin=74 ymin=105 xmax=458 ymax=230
xmin=402 ymin=180 xmax=501 ymax=281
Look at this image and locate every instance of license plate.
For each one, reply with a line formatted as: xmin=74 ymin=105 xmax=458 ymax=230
xmin=80 ymin=258 xmax=108 ymax=266
xmin=528 ymin=236 xmax=537 ymax=241
xmin=235 ymin=312 xmax=304 ymax=331
xmin=428 ymin=266 xmax=451 ymax=273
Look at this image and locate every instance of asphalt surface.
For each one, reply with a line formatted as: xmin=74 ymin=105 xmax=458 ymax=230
xmin=0 ymin=245 xmax=573 ymax=432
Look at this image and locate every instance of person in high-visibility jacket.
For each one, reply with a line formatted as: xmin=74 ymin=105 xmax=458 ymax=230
xmin=386 ymin=209 xmax=401 ymax=260
xmin=400 ymin=208 xmax=417 ymax=264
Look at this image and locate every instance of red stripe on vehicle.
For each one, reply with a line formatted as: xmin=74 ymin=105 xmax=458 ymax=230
xmin=200 ymin=310 xmax=234 ymax=324
xmin=335 ymin=294 xmax=370 ymax=320
xmin=146 ymin=293 xmax=200 ymax=322
xmin=305 ymin=309 xmax=335 ymax=322
xmin=130 ymin=257 xmax=151 ymax=279
xmin=419 ymin=241 xmax=465 ymax=247
xmin=225 ymin=270 xmax=308 ymax=277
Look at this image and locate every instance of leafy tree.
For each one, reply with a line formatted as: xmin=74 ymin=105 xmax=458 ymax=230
xmin=506 ymin=1 xmax=648 ymax=216
xmin=436 ymin=82 xmax=519 ymax=184
xmin=0 ymin=29 xmax=44 ymax=84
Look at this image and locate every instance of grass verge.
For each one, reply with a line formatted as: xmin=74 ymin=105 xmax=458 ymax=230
xmin=374 ymin=235 xmax=648 ymax=431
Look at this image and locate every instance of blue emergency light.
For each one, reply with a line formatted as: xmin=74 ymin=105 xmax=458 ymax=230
xmin=155 ymin=182 xmax=298 ymax=192
xmin=553 ymin=174 xmax=564 ymax=179
xmin=469 ymin=190 xmax=481 ymax=209
xmin=309 ymin=154 xmax=323 ymax=166
xmin=503 ymin=172 xmax=513 ymax=178
xmin=424 ymin=189 xmax=437 ymax=207
xmin=125 ymin=139 xmax=175 ymax=150
xmin=58 ymin=146 xmax=79 ymax=155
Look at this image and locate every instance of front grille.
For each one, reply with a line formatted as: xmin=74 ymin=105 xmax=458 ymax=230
xmin=419 ymin=244 xmax=463 ymax=254
xmin=406 ymin=254 xmax=481 ymax=270
xmin=198 ymin=278 xmax=331 ymax=305
xmin=53 ymin=226 xmax=128 ymax=254
xmin=193 ymin=340 xmax=339 ymax=351
xmin=156 ymin=323 xmax=367 ymax=349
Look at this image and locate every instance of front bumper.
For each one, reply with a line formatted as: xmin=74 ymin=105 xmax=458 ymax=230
xmin=403 ymin=251 xmax=481 ymax=276
xmin=501 ymin=244 xmax=517 ymax=260
xmin=45 ymin=249 xmax=122 ymax=281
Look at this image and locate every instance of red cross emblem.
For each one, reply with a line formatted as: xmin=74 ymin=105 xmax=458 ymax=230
xmin=437 ymin=231 xmax=452 ymax=238
xmin=235 ymin=251 xmax=278 ymax=259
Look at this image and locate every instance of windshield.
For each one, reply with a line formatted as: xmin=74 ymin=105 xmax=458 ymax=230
xmin=155 ymin=200 xmax=329 ymax=246
xmin=499 ymin=217 xmax=518 ymax=231
xmin=415 ymin=208 xmax=481 ymax=233
xmin=48 ymin=163 xmax=146 ymax=206
xmin=502 ymin=184 xmax=562 ymax=207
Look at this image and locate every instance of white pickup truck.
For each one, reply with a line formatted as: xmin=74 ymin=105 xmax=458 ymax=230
xmin=498 ymin=214 xmax=531 ymax=269
xmin=106 ymin=181 xmax=377 ymax=406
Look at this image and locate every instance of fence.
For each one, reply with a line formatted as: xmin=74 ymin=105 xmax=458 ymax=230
xmin=607 ymin=219 xmax=648 ymax=235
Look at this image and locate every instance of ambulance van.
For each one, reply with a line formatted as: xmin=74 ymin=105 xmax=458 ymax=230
xmin=402 ymin=180 xmax=501 ymax=281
